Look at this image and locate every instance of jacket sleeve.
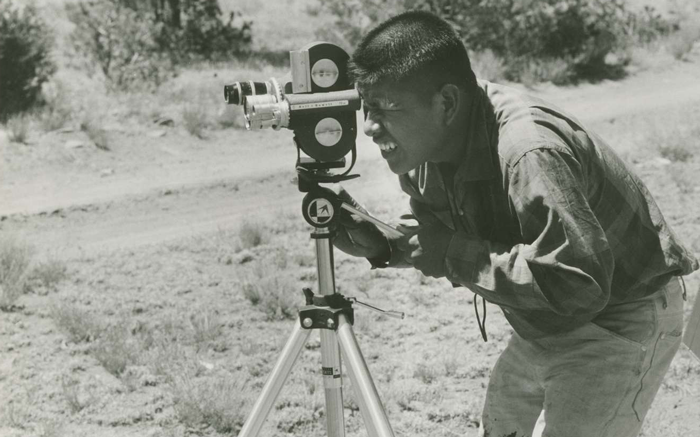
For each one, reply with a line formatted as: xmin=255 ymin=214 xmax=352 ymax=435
xmin=444 ymin=147 xmax=615 ymax=318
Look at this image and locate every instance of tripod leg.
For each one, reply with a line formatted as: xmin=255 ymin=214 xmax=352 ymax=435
xmin=314 ymin=230 xmax=346 ymax=437
xmin=320 ymin=329 xmax=346 ymax=437
xmin=336 ymin=314 xmax=395 ymax=437
xmin=238 ymin=321 xmax=312 ymax=437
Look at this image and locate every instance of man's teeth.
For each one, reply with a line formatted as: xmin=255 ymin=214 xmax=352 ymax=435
xmin=379 ymin=143 xmax=396 ymax=152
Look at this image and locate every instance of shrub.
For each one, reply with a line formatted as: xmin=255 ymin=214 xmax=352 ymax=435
xmin=0 ymin=237 xmax=33 ymax=311
xmin=238 ymin=220 xmax=267 ymax=249
xmin=313 ymin=0 xmax=672 ymax=83
xmin=30 ymin=258 xmax=68 ymax=292
xmin=469 ymin=49 xmax=506 ymax=82
xmin=240 ymin=262 xmax=298 ymax=321
xmin=66 ymin=0 xmax=252 ymax=87
xmin=666 ymin=22 xmax=700 ymax=61
xmin=0 ymin=2 xmax=56 ymax=121
xmin=91 ymin=324 xmax=140 ymax=376
xmin=182 ymin=104 xmax=208 ymax=139
xmin=50 ymin=301 xmax=102 ymax=343
xmin=169 ymin=374 xmax=249 ymax=434
xmin=80 ymin=116 xmax=110 ymax=150
xmin=6 ymin=115 xmax=30 ymax=144
xmin=66 ymin=0 xmax=174 ymax=91
xmin=177 ymin=0 xmax=253 ymax=61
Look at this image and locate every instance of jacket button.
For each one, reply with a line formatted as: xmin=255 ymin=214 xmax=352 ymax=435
xmin=458 ymin=209 xmax=464 ymax=216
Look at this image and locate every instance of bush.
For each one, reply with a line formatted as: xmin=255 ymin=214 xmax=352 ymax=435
xmin=66 ymin=0 xmax=252 ymax=89
xmin=313 ymin=0 xmax=673 ymax=83
xmin=6 ymin=115 xmax=30 ymax=144
xmin=0 ymin=2 xmax=56 ymax=121
xmin=177 ymin=0 xmax=253 ymax=61
xmin=66 ymin=1 xmax=174 ymax=91
xmin=0 ymin=237 xmax=33 ymax=311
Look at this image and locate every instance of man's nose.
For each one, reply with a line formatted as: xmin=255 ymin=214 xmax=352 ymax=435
xmin=363 ymin=110 xmax=381 ymax=137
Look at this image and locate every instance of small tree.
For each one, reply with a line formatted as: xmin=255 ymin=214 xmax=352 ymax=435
xmin=66 ymin=0 xmax=174 ymax=90
xmin=0 ymin=2 xmax=56 ymax=121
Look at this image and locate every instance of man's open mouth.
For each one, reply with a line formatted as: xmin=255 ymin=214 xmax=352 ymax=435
xmin=377 ymin=142 xmax=397 ymax=154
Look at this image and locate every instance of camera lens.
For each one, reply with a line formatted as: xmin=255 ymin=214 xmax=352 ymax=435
xmin=223 ymin=84 xmax=241 ymax=105
xmin=224 ymin=81 xmax=273 ymax=105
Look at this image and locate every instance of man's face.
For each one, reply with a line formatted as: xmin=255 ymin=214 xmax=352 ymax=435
xmin=359 ymin=79 xmax=447 ymax=174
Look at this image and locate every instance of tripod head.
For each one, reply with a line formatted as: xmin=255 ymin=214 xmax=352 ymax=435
xmin=296 ymin=158 xmax=358 ymax=231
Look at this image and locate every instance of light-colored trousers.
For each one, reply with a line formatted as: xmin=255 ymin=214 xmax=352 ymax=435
xmin=479 ymin=278 xmax=684 ymax=437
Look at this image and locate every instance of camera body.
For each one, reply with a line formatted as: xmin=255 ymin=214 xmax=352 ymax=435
xmin=224 ymin=43 xmax=361 ymax=163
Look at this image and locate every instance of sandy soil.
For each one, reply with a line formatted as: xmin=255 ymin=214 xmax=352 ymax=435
xmin=1 ymin=60 xmax=700 ymax=437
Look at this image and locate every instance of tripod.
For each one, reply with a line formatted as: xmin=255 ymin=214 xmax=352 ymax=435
xmin=237 ymin=164 xmax=403 ymax=437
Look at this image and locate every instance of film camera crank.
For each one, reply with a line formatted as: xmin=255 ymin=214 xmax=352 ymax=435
xmin=225 ymin=42 xmax=403 ymax=437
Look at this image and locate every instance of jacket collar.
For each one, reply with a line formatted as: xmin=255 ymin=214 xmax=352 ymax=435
xmin=454 ymin=82 xmax=497 ymax=187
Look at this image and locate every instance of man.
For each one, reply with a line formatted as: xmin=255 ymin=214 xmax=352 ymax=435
xmin=332 ymin=10 xmax=699 ymax=437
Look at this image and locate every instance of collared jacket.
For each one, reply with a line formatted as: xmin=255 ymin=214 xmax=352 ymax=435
xmin=387 ymin=80 xmax=698 ymax=339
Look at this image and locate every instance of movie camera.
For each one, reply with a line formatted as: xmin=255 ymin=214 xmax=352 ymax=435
xmin=224 ymin=42 xmax=361 ymax=165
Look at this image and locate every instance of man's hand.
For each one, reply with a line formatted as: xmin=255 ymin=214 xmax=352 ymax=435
xmin=396 ymin=221 xmax=454 ymax=277
xmin=332 ymin=187 xmax=390 ymax=260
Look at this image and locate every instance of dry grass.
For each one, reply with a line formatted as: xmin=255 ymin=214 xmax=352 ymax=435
xmin=169 ymin=373 xmax=249 ymax=434
xmin=0 ymin=237 xmax=34 ymax=311
xmin=182 ymin=104 xmax=209 ymax=139
xmin=61 ymin=375 xmax=87 ymax=413
xmin=80 ymin=116 xmax=110 ymax=151
xmin=648 ymin=125 xmax=698 ymax=163
xmin=666 ymin=22 xmax=700 ymax=61
xmin=6 ymin=114 xmax=30 ymax=144
xmin=90 ymin=324 xmax=141 ymax=376
xmin=38 ymin=77 xmax=75 ymax=132
xmin=31 ymin=258 xmax=68 ymax=292
xmin=240 ymin=261 xmax=298 ymax=320
xmin=518 ymin=58 xmax=572 ymax=88
xmin=188 ymin=308 xmax=225 ymax=352
xmin=50 ymin=301 xmax=102 ymax=343
xmin=238 ymin=219 xmax=268 ymax=249
xmin=470 ymin=49 xmax=507 ymax=82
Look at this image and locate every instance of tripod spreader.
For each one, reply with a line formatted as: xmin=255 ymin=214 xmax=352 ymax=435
xmin=299 ymin=288 xmax=405 ymax=331
xmin=300 ymin=287 xmax=355 ymax=330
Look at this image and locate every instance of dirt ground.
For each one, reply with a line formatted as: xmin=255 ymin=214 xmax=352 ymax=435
xmin=2 ymin=58 xmax=700 ymax=436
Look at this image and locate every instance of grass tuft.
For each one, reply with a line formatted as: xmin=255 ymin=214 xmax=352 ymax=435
xmin=0 ymin=237 xmax=34 ymax=311
xmin=240 ymin=261 xmax=298 ymax=320
xmin=170 ymin=373 xmax=249 ymax=434
xmin=90 ymin=324 xmax=140 ymax=376
xmin=31 ymin=258 xmax=68 ymax=292
xmin=61 ymin=375 xmax=87 ymax=413
xmin=188 ymin=308 xmax=224 ymax=352
xmin=646 ymin=120 xmax=699 ymax=163
xmin=666 ymin=22 xmax=700 ymax=61
xmin=238 ymin=220 xmax=268 ymax=249
xmin=182 ymin=104 xmax=208 ymax=139
xmin=6 ymin=115 xmax=30 ymax=144
xmin=50 ymin=301 xmax=103 ymax=343
xmin=80 ymin=117 xmax=110 ymax=151
xmin=413 ymin=362 xmax=439 ymax=384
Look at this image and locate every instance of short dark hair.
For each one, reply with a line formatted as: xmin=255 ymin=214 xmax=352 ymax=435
xmin=349 ymin=10 xmax=476 ymax=92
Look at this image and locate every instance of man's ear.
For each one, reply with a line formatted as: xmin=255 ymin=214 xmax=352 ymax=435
xmin=438 ymin=84 xmax=461 ymax=126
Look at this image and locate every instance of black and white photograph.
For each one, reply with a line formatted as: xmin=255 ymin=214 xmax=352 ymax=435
xmin=1 ymin=1 xmax=699 ymax=436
